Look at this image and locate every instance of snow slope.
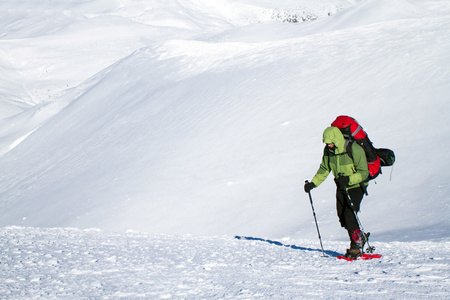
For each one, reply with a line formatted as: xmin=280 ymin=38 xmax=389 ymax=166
xmin=0 ymin=0 xmax=449 ymax=297
xmin=1 ymin=0 xmax=449 ymax=241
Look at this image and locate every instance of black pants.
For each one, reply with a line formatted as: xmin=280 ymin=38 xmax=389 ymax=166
xmin=336 ymin=187 xmax=364 ymax=232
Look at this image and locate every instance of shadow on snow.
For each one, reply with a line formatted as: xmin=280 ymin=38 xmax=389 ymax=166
xmin=235 ymin=236 xmax=340 ymax=257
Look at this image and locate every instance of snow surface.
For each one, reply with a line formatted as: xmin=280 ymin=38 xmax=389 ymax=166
xmin=0 ymin=0 xmax=449 ymax=297
xmin=2 ymin=226 xmax=449 ymax=298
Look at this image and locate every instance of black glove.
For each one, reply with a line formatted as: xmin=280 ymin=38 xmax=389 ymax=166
xmin=334 ymin=176 xmax=350 ymax=189
xmin=304 ymin=182 xmax=315 ymax=193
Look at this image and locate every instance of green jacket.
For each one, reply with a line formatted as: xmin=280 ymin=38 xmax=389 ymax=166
xmin=311 ymin=127 xmax=369 ymax=190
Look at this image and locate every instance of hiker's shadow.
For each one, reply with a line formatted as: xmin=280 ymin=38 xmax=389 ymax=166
xmin=235 ymin=236 xmax=340 ymax=257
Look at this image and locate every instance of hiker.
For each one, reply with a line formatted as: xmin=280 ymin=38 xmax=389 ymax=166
xmin=304 ymin=126 xmax=369 ymax=259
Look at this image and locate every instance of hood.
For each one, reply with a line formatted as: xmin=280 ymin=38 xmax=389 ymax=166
xmin=322 ymin=126 xmax=346 ymax=154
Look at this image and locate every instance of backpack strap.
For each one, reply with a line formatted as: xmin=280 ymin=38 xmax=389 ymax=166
xmin=351 ymin=124 xmax=363 ymax=139
xmin=334 ymin=139 xmax=353 ymax=158
xmin=344 ymin=140 xmax=369 ymax=195
xmin=344 ymin=139 xmax=353 ymax=159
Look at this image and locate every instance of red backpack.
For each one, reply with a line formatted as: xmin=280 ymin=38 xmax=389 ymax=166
xmin=331 ymin=116 xmax=395 ymax=181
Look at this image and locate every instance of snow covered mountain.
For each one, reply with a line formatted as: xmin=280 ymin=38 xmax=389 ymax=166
xmin=1 ymin=0 xmax=448 ymax=240
xmin=0 ymin=0 xmax=449 ymax=297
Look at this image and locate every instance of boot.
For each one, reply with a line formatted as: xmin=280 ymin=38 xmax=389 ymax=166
xmin=345 ymin=248 xmax=362 ymax=259
xmin=345 ymin=229 xmax=362 ymax=259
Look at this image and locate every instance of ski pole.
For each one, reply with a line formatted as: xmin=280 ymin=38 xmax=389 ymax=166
xmin=305 ymin=180 xmax=327 ymax=257
xmin=337 ymin=174 xmax=375 ymax=253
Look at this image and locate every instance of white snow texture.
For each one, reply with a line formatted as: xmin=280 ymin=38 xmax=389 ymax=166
xmin=0 ymin=0 xmax=449 ymax=298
